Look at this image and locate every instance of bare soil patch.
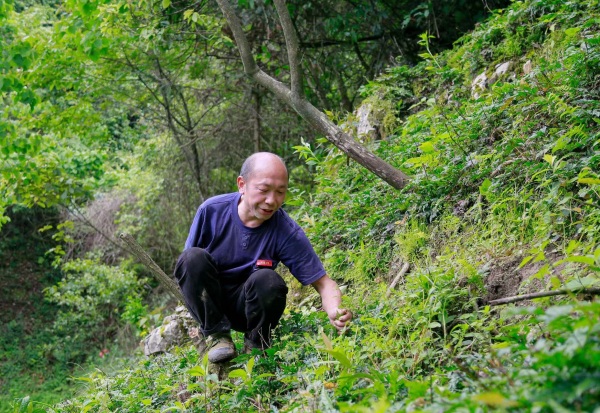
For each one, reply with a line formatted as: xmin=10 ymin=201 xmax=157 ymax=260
xmin=484 ymin=250 xmax=565 ymax=303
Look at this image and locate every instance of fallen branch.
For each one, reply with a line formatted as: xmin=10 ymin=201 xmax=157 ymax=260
xmin=488 ymin=287 xmax=600 ymax=306
xmin=386 ymin=262 xmax=410 ymax=298
xmin=119 ymin=233 xmax=184 ymax=303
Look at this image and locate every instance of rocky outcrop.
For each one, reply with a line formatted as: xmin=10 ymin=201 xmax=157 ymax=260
xmin=143 ymin=306 xmax=202 ymax=356
xmin=471 ymin=60 xmax=524 ymax=98
xmin=356 ymin=104 xmax=378 ymax=141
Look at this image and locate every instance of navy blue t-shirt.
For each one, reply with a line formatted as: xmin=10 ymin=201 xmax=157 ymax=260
xmin=184 ymin=192 xmax=326 ymax=286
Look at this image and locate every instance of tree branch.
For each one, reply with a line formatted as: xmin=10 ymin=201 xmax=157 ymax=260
xmin=273 ymin=0 xmax=302 ymax=97
xmin=214 ymin=0 xmax=259 ymax=75
xmin=386 ymin=262 xmax=410 ymax=298
xmin=488 ymin=288 xmax=600 ymax=306
xmin=300 ymin=33 xmax=385 ymax=49
xmin=119 ymin=233 xmax=184 ymax=303
xmin=215 ymin=0 xmax=411 ymax=189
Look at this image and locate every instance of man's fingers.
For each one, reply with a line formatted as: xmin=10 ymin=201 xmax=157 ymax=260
xmin=336 ymin=309 xmax=352 ymax=321
xmin=330 ymin=308 xmax=352 ymax=333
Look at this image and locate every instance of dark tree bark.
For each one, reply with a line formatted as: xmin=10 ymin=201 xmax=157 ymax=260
xmin=215 ymin=0 xmax=411 ymax=190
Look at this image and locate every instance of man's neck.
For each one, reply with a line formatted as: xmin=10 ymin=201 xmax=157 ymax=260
xmin=237 ymin=199 xmax=264 ymax=228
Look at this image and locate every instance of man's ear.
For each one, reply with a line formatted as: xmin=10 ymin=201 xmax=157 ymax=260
xmin=237 ymin=176 xmax=245 ymax=193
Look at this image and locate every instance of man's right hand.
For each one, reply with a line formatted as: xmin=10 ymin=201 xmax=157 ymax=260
xmin=327 ymin=307 xmax=352 ymax=333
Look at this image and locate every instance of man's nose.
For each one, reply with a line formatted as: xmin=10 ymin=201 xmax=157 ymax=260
xmin=265 ymin=192 xmax=275 ymax=205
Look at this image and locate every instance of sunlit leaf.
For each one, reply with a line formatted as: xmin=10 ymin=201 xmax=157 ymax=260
xmin=472 ymin=392 xmax=518 ymax=407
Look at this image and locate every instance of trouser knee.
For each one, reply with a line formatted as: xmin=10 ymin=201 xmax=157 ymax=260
xmin=174 ymin=247 xmax=217 ymax=282
xmin=245 ymin=269 xmax=288 ymax=306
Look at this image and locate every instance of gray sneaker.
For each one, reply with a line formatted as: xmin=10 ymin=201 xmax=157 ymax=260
xmin=207 ymin=332 xmax=236 ymax=363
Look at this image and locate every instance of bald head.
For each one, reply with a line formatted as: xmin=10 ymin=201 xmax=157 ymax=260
xmin=240 ymin=152 xmax=288 ymax=182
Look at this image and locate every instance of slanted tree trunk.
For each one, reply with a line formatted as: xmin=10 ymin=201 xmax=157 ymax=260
xmin=119 ymin=233 xmax=184 ymax=303
xmin=215 ymin=0 xmax=411 ymax=190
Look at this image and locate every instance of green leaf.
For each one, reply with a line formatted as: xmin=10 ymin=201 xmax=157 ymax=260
xmin=419 ymin=141 xmax=435 ymax=153
xmin=188 ymin=366 xmax=205 ymax=377
xmin=74 ymin=376 xmax=94 ymax=382
xmin=518 ymin=255 xmax=534 ymax=269
xmin=404 ymin=379 xmax=429 ymax=399
xmin=246 ymin=356 xmax=255 ymax=376
xmin=565 ymin=276 xmax=599 ymax=289
xmin=543 ymin=154 xmax=555 ymax=166
xmin=479 ymin=178 xmax=492 ymax=195
xmin=472 ymin=392 xmax=518 ymax=408
xmin=162 ymin=0 xmax=171 ymax=8
xmin=228 ymin=369 xmax=248 ymax=379
xmin=323 ymin=349 xmax=352 ymax=369
xmin=552 ymin=136 xmax=569 ymax=153
xmin=566 ymin=240 xmax=580 ymax=254
xmin=532 ymin=264 xmax=549 ymax=280
xmin=321 ymin=330 xmax=333 ymax=350
xmin=565 ymin=256 xmax=595 ymax=266
xmin=578 ymin=177 xmax=600 ymax=185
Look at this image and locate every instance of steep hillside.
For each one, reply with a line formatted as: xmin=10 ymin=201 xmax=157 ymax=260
xmin=15 ymin=0 xmax=599 ymax=411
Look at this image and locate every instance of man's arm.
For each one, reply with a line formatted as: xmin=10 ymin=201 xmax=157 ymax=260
xmin=311 ymin=274 xmax=352 ymax=333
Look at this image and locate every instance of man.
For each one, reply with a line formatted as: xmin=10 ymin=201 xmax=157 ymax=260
xmin=174 ymin=152 xmax=352 ymax=363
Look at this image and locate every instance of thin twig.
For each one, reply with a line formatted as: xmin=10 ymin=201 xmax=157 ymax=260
xmin=386 ymin=262 xmax=411 ymax=297
xmin=488 ymin=288 xmax=600 ymax=306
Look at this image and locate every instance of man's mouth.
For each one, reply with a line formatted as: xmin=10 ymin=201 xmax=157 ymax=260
xmin=260 ymin=208 xmax=274 ymax=215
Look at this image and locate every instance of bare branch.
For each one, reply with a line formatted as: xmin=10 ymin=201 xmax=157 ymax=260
xmin=488 ymin=288 xmax=600 ymax=306
xmin=214 ymin=0 xmax=259 ymax=75
xmin=273 ymin=0 xmax=302 ymax=97
xmin=386 ymin=262 xmax=410 ymax=298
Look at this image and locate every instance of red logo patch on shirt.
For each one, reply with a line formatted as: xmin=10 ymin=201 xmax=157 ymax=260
xmin=256 ymin=259 xmax=273 ymax=267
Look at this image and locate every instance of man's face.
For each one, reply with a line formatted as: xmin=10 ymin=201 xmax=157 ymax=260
xmin=237 ymin=160 xmax=288 ymax=226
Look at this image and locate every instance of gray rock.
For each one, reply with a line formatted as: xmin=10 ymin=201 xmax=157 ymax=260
xmin=143 ymin=306 xmax=202 ymax=356
xmin=489 ymin=61 xmax=513 ymax=85
xmin=494 ymin=61 xmax=511 ymax=77
xmin=523 ymin=60 xmax=533 ymax=75
xmin=471 ymin=72 xmax=488 ymax=99
xmin=356 ymin=104 xmax=377 ymax=141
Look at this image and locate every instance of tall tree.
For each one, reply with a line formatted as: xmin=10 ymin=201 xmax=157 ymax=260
xmin=217 ymin=0 xmax=411 ymax=189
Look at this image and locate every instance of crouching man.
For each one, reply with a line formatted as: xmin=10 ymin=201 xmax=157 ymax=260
xmin=174 ymin=152 xmax=352 ymax=362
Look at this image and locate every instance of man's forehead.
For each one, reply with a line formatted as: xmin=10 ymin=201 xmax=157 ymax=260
xmin=252 ymin=177 xmax=288 ymax=188
xmin=250 ymin=178 xmax=287 ymax=188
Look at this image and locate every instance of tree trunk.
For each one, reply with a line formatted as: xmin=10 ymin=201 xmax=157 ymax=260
xmin=118 ymin=233 xmax=184 ymax=303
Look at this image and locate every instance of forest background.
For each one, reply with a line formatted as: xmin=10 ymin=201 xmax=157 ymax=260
xmin=1 ymin=0 xmax=599 ymax=411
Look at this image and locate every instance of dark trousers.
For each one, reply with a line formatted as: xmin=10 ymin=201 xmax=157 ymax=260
xmin=174 ymin=247 xmax=288 ymax=347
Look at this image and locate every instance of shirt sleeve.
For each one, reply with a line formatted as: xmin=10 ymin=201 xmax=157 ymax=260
xmin=278 ymin=227 xmax=326 ymax=285
xmin=184 ymin=205 xmax=205 ymax=250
